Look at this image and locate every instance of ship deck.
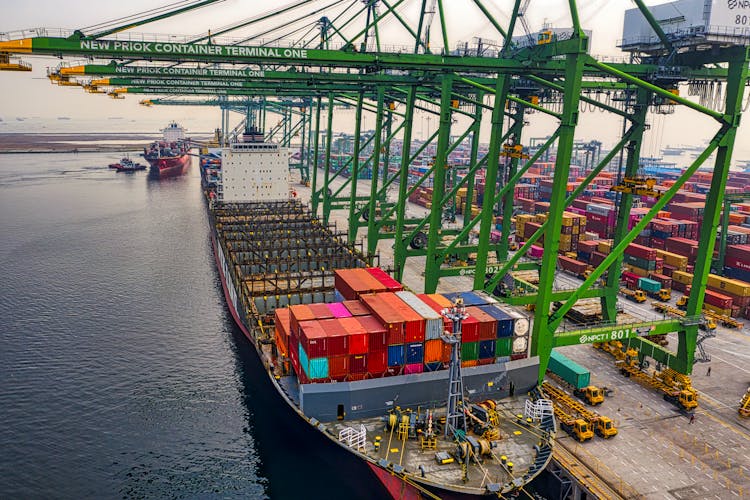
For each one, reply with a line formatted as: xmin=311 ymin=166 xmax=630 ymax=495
xmin=327 ymin=396 xmax=552 ymax=495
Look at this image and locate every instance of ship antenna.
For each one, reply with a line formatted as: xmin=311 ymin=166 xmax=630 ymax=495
xmin=441 ymin=297 xmax=468 ymax=439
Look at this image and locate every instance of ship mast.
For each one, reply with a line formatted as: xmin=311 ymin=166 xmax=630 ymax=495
xmin=441 ymin=297 xmax=468 ymax=438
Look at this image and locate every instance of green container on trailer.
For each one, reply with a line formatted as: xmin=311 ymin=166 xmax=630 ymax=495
xmin=495 ymin=337 xmax=512 ymax=357
xmin=548 ymin=350 xmax=590 ymax=389
xmin=638 ymin=277 xmax=662 ymax=293
xmin=461 ymin=341 xmax=479 ymax=361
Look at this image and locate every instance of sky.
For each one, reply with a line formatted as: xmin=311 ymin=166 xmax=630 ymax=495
xmin=0 ymin=0 xmax=747 ymax=163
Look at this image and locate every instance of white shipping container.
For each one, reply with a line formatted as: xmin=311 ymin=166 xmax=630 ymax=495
xmin=395 ymin=291 xmax=444 ymax=340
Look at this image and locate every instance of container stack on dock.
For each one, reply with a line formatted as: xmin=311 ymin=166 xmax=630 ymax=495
xmin=273 ymin=272 xmax=532 ymax=384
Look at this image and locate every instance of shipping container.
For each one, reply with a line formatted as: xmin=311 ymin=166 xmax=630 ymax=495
xmin=638 ymin=277 xmax=662 ymax=293
xmin=365 ymin=267 xmax=404 ymax=292
xmin=497 ymin=305 xmax=530 ymax=336
xmin=367 ymin=350 xmax=387 ymax=375
xmin=329 ymin=354 xmax=349 ymax=379
xmin=357 ymin=315 xmax=388 ymax=351
xmin=466 ymin=306 xmax=498 ymax=341
xmin=707 ymin=273 xmax=750 ymax=297
xmin=349 ymin=353 xmax=368 ymax=374
xmin=424 ymin=339 xmax=444 ymax=363
xmin=379 ymin=292 xmax=426 ymax=342
xmin=299 ymin=320 xmax=328 ymax=358
xmin=404 ymin=363 xmax=424 ymax=374
xmin=417 ymin=294 xmax=453 ymax=333
xmin=478 ymin=339 xmax=496 ymax=359
xmin=704 ymin=289 xmax=733 ymax=309
xmin=548 ymin=350 xmax=590 ymax=389
xmin=338 ymin=316 xmax=368 ymax=355
xmin=308 ymin=303 xmax=334 ymax=320
xmin=360 ymin=293 xmax=406 ymax=345
xmin=289 ymin=304 xmax=316 ymax=336
xmin=406 ymin=342 xmax=424 ymax=364
xmin=326 ymin=302 xmax=352 ymax=318
xmin=387 ymin=344 xmax=405 ymax=366
xmin=396 ymin=291 xmax=444 ymax=340
xmin=343 ymin=299 xmax=370 ymax=316
xmin=461 ymin=341 xmax=479 ymax=361
xmin=495 ymin=337 xmax=513 ymax=357
xmin=334 ymin=268 xmax=388 ymax=300
xmin=299 ymin=343 xmax=329 ymax=380
xmin=319 ymin=319 xmax=349 ymax=357
xmin=478 ymin=304 xmax=514 ymax=337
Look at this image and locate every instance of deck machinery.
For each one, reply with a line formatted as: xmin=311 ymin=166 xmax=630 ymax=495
xmin=1 ymin=0 xmax=748 ymax=390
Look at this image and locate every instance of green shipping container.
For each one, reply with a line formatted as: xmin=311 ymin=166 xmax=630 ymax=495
xmin=461 ymin=341 xmax=479 ymax=361
xmin=624 ymin=254 xmax=656 ymax=270
xmin=495 ymin=337 xmax=512 ymax=357
xmin=548 ymin=349 xmax=590 ymax=389
xmin=638 ymin=277 xmax=662 ymax=293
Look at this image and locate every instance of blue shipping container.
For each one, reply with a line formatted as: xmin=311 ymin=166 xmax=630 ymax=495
xmin=388 ymin=344 xmax=405 ymax=367
xmin=406 ymin=342 xmax=424 ymax=364
xmin=724 ymin=266 xmax=750 ymax=283
xmin=478 ymin=304 xmax=514 ymax=337
xmin=441 ymin=291 xmax=490 ymax=307
xmin=299 ymin=344 xmax=329 ymax=379
xmin=478 ymin=340 xmax=496 ymax=359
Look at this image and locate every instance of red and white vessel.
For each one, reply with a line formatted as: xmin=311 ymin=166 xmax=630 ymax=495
xmin=143 ymin=122 xmax=191 ymax=177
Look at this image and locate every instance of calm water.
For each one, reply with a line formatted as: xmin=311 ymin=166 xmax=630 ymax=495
xmin=0 ymin=152 xmax=385 ymax=499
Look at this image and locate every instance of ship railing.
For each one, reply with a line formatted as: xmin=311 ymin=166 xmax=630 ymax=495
xmin=525 ymin=398 xmax=554 ymax=423
xmin=338 ymin=424 xmax=367 ymax=452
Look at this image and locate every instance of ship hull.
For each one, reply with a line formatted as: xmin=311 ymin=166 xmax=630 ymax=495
xmin=146 ymin=154 xmax=190 ymax=178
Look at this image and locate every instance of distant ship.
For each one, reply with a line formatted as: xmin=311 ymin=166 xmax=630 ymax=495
xmin=143 ymin=122 xmax=191 ymax=178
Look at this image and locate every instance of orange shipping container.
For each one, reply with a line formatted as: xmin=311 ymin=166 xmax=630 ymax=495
xmin=274 ymin=327 xmax=288 ymax=357
xmin=424 ymin=339 xmax=444 ymax=363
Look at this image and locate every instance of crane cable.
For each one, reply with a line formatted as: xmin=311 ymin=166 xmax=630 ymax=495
xmin=81 ymin=0 xmax=221 ymax=34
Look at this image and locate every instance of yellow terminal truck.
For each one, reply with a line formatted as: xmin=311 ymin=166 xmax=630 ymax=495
xmin=542 ymin=382 xmax=617 ymax=440
xmin=618 ymin=355 xmax=698 ymax=413
xmin=620 ymin=287 xmax=646 ymax=303
xmin=739 ymin=388 xmax=750 ymax=418
xmin=547 ymin=350 xmax=604 ymax=405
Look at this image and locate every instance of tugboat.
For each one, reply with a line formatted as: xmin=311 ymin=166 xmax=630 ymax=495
xmin=112 ymin=157 xmax=147 ymax=172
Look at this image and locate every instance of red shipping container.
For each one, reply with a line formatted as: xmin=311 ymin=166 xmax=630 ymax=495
xmin=299 ymin=321 xmax=328 ymax=358
xmin=511 ymin=353 xmax=528 ymax=361
xmin=339 ymin=316 xmax=369 ymax=354
xmin=379 ymin=292 xmax=426 ymax=342
xmin=334 ymin=269 xmax=385 ymax=300
xmin=329 ymin=355 xmax=349 ymax=379
xmin=725 ymin=257 xmax=750 ymax=272
xmin=350 ymin=354 xmax=368 ymax=374
xmin=343 ymin=300 xmax=370 ymax=316
xmin=365 ymin=267 xmax=404 ymax=292
xmin=466 ymin=306 xmax=497 ymax=341
xmin=356 ymin=315 xmax=388 ymax=351
xmin=726 ymin=244 xmax=750 ymax=263
xmin=367 ymin=350 xmax=388 ymax=375
xmin=460 ymin=316 xmax=480 ymax=343
xmin=308 ymin=303 xmax=334 ymax=320
xmin=625 ymin=243 xmax=657 ymax=261
xmin=704 ymin=289 xmax=733 ymax=309
xmin=360 ymin=293 xmax=406 ymax=345
xmin=477 ymin=358 xmax=495 ymax=366
xmin=289 ymin=304 xmax=315 ymax=336
xmin=319 ymin=319 xmax=348 ymax=357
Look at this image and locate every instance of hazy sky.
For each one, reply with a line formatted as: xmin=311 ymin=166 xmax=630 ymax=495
xmin=0 ymin=0 xmax=747 ymax=162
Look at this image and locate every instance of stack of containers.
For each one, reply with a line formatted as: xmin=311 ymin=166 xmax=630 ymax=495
xmin=671 ymin=270 xmax=693 ymax=293
xmin=326 ymin=302 xmax=352 ymax=318
xmin=289 ymin=304 xmax=316 ymax=337
xmin=298 ymin=321 xmax=329 ymax=383
xmin=320 ymin=319 xmax=349 ymax=381
xmin=648 ymin=272 xmax=673 ymax=291
xmin=665 ymin=237 xmax=699 ymax=265
xmin=476 ymin=303 xmax=514 ymax=362
xmin=499 ymin=305 xmax=531 ymax=360
xmin=466 ymin=306 xmax=498 ymax=366
xmin=559 ymin=211 xmax=586 ymax=253
xmin=358 ymin=315 xmax=388 ymax=377
xmin=340 ymin=317 xmax=369 ymax=380
xmin=623 ymin=243 xmax=657 ymax=277
xmin=360 ymin=293 xmax=407 ymax=375
xmin=585 ymin=203 xmax=616 ymax=237
xmin=417 ymin=293 xmax=453 ymax=370
xmin=707 ymin=274 xmax=750 ymax=317
xmin=724 ymin=244 xmax=750 ymax=282
xmin=656 ymin=249 xmax=689 ymax=275
xmin=621 ymin=271 xmax=641 ymax=289
xmin=577 ymin=240 xmax=599 ymax=263
xmin=274 ymin=308 xmax=291 ymax=358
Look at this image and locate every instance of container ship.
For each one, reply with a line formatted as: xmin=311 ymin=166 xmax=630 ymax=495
xmin=203 ymin=134 xmax=555 ymax=498
xmin=143 ymin=122 xmax=191 ymax=178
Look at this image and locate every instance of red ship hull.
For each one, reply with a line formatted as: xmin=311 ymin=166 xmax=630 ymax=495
xmin=146 ymin=154 xmax=190 ymax=178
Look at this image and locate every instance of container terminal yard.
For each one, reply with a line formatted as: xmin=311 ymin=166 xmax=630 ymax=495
xmin=3 ymin=0 xmax=750 ymax=498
